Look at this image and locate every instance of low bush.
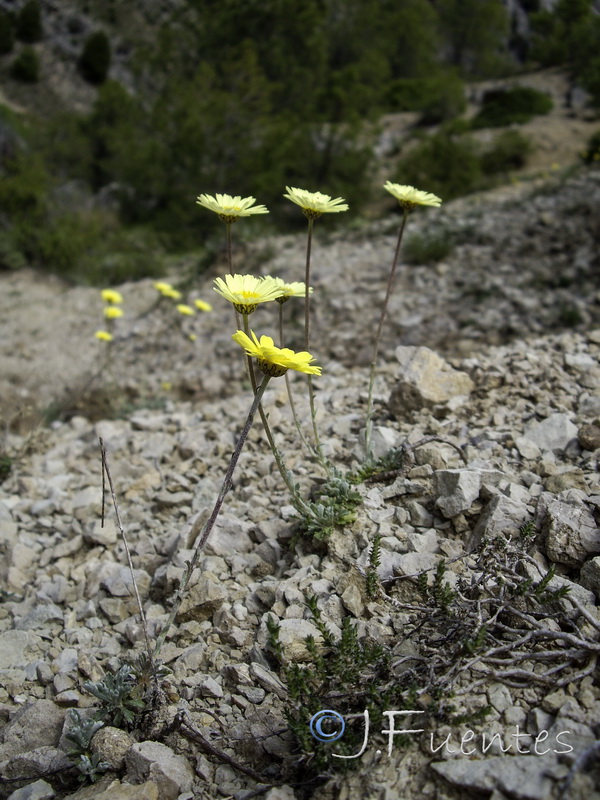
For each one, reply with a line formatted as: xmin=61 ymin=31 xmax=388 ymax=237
xmin=394 ymin=132 xmax=483 ymax=200
xmin=15 ymin=0 xmax=42 ymax=43
xmin=387 ymin=73 xmax=466 ymax=124
xmin=0 ymin=11 xmax=15 ymax=54
xmin=480 ymin=129 xmax=532 ymax=173
xmin=581 ymin=129 xmax=600 ymax=164
xmin=471 ymin=86 xmax=553 ymax=128
xmin=79 ymin=30 xmax=111 ymax=85
xmin=403 ymin=231 xmax=454 ymax=264
xmin=10 ymin=46 xmax=39 ymax=82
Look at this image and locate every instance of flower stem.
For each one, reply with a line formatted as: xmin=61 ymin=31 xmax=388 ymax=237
xmin=242 ymin=315 xmax=312 ymax=514
xmin=226 ymin=223 xmax=233 ymax=272
xmin=302 ymin=217 xmax=328 ymax=472
xmin=365 ymin=208 xmax=410 ymax=462
xmin=153 ymin=373 xmax=271 ymax=660
xmin=279 ymin=302 xmax=318 ymax=459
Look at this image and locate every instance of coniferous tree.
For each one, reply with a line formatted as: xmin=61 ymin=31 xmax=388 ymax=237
xmin=16 ymin=0 xmax=42 ymax=43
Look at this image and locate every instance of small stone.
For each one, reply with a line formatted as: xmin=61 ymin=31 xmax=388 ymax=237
xmin=522 ymin=413 xmax=578 ymax=453
xmin=580 ymin=556 xmax=600 ymax=597
xmin=434 ymin=469 xmax=481 ymax=518
xmin=578 ymin=423 xmax=600 ymax=451
xmin=84 ymin=519 xmax=118 ymax=547
xmin=126 ymin=741 xmax=195 ymax=800
xmin=389 ymin=346 xmax=474 ymax=415
xmin=6 ymin=779 xmax=55 ymax=800
xmin=91 ymin=726 xmax=134 ymax=770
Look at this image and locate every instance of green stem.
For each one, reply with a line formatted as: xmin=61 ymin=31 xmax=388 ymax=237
xmin=302 ymin=217 xmax=328 ymax=472
xmin=365 ymin=209 xmax=410 ymax=461
xmin=242 ymin=314 xmax=312 ymax=513
xmin=226 ymin=223 xmax=233 ymax=272
xmin=279 ymin=302 xmax=318 ymax=459
xmin=304 ymin=218 xmax=314 ymax=351
xmin=153 ymin=374 xmax=271 ymax=660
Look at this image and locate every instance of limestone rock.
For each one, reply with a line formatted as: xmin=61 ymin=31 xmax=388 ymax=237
xmin=469 ymin=495 xmax=531 ymax=549
xmin=6 ymin=779 xmax=55 ymax=800
xmin=522 ymin=413 xmax=578 ymax=453
xmin=434 ymin=469 xmax=481 ymax=518
xmin=580 ymin=556 xmax=600 ymax=597
xmin=389 ymin=346 xmax=474 ymax=415
xmin=0 ymin=701 xmax=65 ymax=762
xmin=126 ymin=741 xmax=195 ymax=800
xmin=541 ymin=491 xmax=600 ymax=566
xmin=61 ymin=778 xmax=159 ymax=800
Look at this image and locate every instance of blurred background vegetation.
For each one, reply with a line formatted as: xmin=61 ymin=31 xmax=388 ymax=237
xmin=0 ymin=0 xmax=599 ymax=282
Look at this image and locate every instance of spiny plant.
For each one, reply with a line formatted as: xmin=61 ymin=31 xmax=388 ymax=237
xmin=267 ymin=596 xmax=407 ymax=772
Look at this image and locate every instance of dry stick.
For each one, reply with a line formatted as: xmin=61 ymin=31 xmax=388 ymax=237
xmin=365 ymin=208 xmax=409 ymax=461
xmin=152 ymin=374 xmax=271 ymax=661
xmin=99 ymin=437 xmax=156 ymax=682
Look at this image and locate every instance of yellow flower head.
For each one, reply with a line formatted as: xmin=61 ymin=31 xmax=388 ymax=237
xmin=214 ymin=274 xmax=282 ymax=315
xmin=189 ymin=333 xmax=197 ymax=342
xmin=383 ymin=182 xmax=442 ymax=211
xmin=104 ymin=306 xmax=123 ymax=319
xmin=95 ymin=330 xmax=113 ymax=342
xmin=101 ymin=289 xmax=123 ymax=304
xmin=194 ymin=299 xmax=213 ymax=312
xmin=233 ymin=330 xmax=322 ymax=377
xmin=153 ymin=281 xmax=182 ymax=300
xmin=176 ymin=304 xmax=195 ymax=316
xmin=284 ymin=186 xmax=348 ymax=220
xmin=196 ymin=193 xmax=269 ymax=224
xmin=267 ymin=276 xmax=313 ymax=304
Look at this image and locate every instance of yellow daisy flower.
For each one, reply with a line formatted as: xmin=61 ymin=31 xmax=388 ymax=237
xmin=104 ymin=306 xmax=123 ymax=319
xmin=153 ymin=281 xmax=182 ymax=300
xmin=101 ymin=289 xmax=123 ymax=304
xmin=213 ymin=274 xmax=282 ymax=315
xmin=383 ymin=182 xmax=442 ymax=211
xmin=194 ymin=299 xmax=213 ymax=312
xmin=95 ymin=330 xmax=113 ymax=342
xmin=189 ymin=333 xmax=197 ymax=342
xmin=232 ymin=330 xmax=322 ymax=377
xmin=176 ymin=304 xmax=195 ymax=316
xmin=267 ymin=276 xmax=313 ymax=304
xmin=283 ymin=186 xmax=348 ymax=220
xmin=196 ymin=193 xmax=269 ymax=224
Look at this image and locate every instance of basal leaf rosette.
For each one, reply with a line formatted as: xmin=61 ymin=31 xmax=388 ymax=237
xmin=283 ymin=187 xmax=348 ymax=220
xmin=196 ymin=193 xmax=269 ymax=224
xmin=383 ymin=182 xmax=442 ymax=212
xmin=214 ymin=274 xmax=282 ymax=315
xmin=232 ymin=330 xmax=322 ymax=378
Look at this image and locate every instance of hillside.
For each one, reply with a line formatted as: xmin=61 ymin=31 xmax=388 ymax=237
xmin=1 ymin=164 xmax=600 ymax=798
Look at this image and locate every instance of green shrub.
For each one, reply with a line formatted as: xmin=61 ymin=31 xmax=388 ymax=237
xmin=480 ymin=129 xmax=532 ymax=174
xmin=387 ymin=73 xmax=466 ymax=123
xmin=0 ymin=11 xmax=15 ymax=54
xmin=10 ymin=46 xmax=39 ymax=82
xmin=471 ymin=86 xmax=553 ymax=128
xmin=15 ymin=0 xmax=42 ymax=43
xmin=79 ymin=30 xmax=111 ymax=85
xmin=395 ymin=132 xmax=482 ymax=201
xmin=403 ymin=231 xmax=454 ymax=264
xmin=581 ymin=129 xmax=600 ymax=164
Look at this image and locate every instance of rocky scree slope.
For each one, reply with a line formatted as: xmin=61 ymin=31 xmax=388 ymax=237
xmin=0 ymin=169 xmax=600 ymax=799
